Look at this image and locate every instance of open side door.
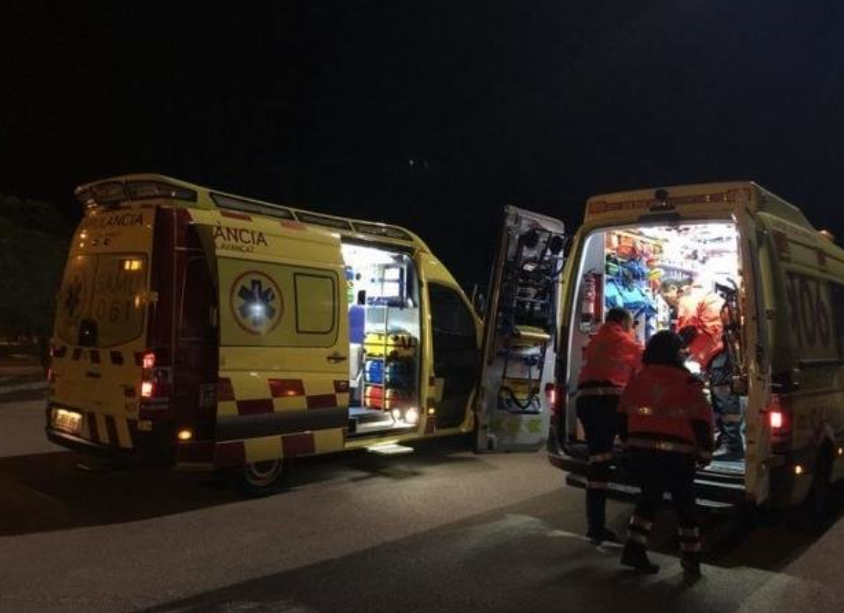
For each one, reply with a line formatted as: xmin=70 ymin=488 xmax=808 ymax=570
xmin=476 ymin=206 xmax=566 ymax=452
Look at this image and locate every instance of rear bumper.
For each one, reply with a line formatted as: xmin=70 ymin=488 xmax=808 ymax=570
xmin=46 ymin=427 xmax=141 ymax=460
xmin=547 ymin=442 xmax=748 ymax=512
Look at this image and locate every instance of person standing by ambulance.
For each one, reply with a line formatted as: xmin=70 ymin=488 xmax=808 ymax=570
xmin=576 ymin=307 xmax=642 ymax=544
xmin=617 ymin=331 xmax=714 ymax=576
xmin=677 ymin=278 xmax=743 ymax=460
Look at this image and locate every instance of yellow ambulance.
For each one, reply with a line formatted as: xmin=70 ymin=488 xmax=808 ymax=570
xmin=46 ymin=174 xmax=481 ymax=494
xmin=524 ymin=182 xmax=844 ymax=510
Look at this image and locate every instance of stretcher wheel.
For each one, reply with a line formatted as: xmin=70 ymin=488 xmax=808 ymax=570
xmin=234 ymin=458 xmax=288 ymax=497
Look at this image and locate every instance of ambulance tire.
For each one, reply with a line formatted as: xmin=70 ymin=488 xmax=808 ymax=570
xmin=807 ymin=442 xmax=837 ymax=521
xmin=234 ymin=458 xmax=288 ymax=497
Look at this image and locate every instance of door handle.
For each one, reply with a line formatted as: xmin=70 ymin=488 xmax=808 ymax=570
xmin=327 ymin=353 xmax=347 ymax=363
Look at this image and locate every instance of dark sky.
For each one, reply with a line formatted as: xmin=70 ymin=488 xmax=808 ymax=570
xmin=2 ymin=0 xmax=844 ymax=287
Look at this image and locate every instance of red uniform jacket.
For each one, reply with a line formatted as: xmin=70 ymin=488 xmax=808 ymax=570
xmin=578 ymin=321 xmax=643 ymax=389
xmin=677 ymin=287 xmax=724 ymax=368
xmin=617 ymin=364 xmax=714 ymax=458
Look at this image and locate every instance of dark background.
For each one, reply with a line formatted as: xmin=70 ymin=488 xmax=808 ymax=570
xmin=2 ymin=0 xmax=844 ymax=289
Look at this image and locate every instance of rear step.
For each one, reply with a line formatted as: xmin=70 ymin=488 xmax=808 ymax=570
xmin=366 ymin=443 xmax=414 ymax=456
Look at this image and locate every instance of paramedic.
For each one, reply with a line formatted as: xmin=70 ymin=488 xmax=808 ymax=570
xmin=576 ymin=307 xmax=643 ymax=544
xmin=677 ymin=280 xmax=743 ymax=460
xmin=618 ymin=331 xmax=713 ymax=576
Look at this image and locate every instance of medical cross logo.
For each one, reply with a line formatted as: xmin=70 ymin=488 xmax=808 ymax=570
xmin=230 ymin=271 xmax=284 ymax=335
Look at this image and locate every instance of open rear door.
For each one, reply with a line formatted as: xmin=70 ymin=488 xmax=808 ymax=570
xmin=476 ymin=206 xmax=566 ymax=451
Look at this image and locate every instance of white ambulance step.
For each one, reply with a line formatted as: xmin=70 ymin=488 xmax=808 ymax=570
xmin=366 ymin=443 xmax=414 ymax=456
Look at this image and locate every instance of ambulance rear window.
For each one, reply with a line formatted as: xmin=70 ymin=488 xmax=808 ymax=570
xmin=55 ymin=253 xmax=148 ymax=347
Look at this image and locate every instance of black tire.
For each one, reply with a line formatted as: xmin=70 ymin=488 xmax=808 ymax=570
xmin=809 ymin=443 xmax=836 ymax=519
xmin=234 ymin=458 xmax=288 ymax=497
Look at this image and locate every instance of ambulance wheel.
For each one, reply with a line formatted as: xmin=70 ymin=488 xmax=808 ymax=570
xmin=808 ymin=443 xmax=836 ymax=520
xmin=235 ymin=459 xmax=288 ymax=497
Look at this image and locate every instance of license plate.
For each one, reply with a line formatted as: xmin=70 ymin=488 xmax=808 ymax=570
xmin=52 ymin=408 xmax=83 ymax=435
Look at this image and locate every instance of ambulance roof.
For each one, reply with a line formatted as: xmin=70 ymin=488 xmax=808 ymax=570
xmin=75 ymin=173 xmax=430 ymax=252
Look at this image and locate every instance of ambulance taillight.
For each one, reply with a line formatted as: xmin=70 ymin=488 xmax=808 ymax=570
xmin=547 ymin=382 xmax=565 ymax=426
xmin=139 ymin=350 xmax=171 ymax=414
xmin=767 ymin=393 xmax=792 ymax=451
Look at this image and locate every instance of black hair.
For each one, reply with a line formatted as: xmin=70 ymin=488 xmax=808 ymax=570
xmin=642 ymin=330 xmax=686 ymax=368
xmin=605 ymin=307 xmax=631 ymax=325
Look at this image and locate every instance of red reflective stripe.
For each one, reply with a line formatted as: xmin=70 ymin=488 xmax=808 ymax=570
xmin=214 ymin=441 xmax=246 ymax=467
xmin=88 ymin=413 xmax=100 ymax=443
xmin=306 ymin=394 xmax=336 ymax=409
xmin=280 ymin=220 xmax=307 ymax=231
xmin=269 ymin=379 xmax=305 ymax=398
xmin=221 ymin=210 xmax=252 ymax=221
xmin=236 ymin=399 xmax=274 ymax=415
xmin=105 ymin=415 xmax=119 ymax=445
xmin=283 ymin=432 xmax=315 ymax=457
xmin=218 ymin=378 xmax=235 ymax=402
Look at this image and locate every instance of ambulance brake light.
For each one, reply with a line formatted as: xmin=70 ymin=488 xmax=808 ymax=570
xmin=141 ymin=381 xmax=154 ymax=398
xmin=545 ymin=382 xmax=557 ymax=408
xmin=770 ymin=411 xmax=784 ymax=430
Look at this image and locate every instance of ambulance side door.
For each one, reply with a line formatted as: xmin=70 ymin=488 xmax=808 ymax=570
xmin=476 ymin=206 xmax=566 ymax=452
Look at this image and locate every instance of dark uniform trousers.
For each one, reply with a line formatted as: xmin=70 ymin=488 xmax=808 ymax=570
xmin=576 ymin=381 xmax=620 ymax=535
xmin=708 ymin=351 xmax=742 ymax=452
xmin=626 ymin=449 xmax=702 ymax=559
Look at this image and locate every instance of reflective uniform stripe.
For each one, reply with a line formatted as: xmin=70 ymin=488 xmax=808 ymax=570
xmin=589 ymin=452 xmax=614 ymax=463
xmin=576 ymin=386 xmax=623 ymax=398
xmin=722 ymin=413 xmax=743 ymax=423
xmin=627 ymin=437 xmax=696 ymax=454
xmin=587 ymin=481 xmax=608 ymax=490
xmin=634 ymin=406 xmax=692 ymax=419
xmin=680 ymin=541 xmax=702 ymax=552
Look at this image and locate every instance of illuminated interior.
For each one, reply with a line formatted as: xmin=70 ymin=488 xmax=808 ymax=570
xmin=567 ymin=221 xmax=745 ymax=467
xmin=341 ymin=243 xmax=421 ymax=435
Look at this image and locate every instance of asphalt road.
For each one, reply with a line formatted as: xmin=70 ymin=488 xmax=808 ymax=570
xmin=2 ymin=397 xmax=844 ymax=613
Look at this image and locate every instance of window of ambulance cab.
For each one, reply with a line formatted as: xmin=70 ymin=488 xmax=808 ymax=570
xmin=428 ymin=283 xmax=479 ymax=427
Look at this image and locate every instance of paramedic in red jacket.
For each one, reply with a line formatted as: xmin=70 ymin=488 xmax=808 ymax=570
xmin=617 ymin=331 xmax=714 ymax=576
xmin=677 ymin=279 xmax=743 ymax=460
xmin=576 ymin=307 xmax=643 ymax=544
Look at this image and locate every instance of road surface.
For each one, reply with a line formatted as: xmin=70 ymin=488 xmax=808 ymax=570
xmin=1 ymin=396 xmax=843 ymax=613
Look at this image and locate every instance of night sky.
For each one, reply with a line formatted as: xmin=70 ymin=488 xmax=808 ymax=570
xmin=2 ymin=0 xmax=844 ymax=287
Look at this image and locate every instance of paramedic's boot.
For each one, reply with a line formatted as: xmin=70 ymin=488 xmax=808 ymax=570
xmin=620 ymin=541 xmax=659 ymax=574
xmin=681 ymin=553 xmax=702 ymax=578
xmin=586 ymin=488 xmax=618 ymax=544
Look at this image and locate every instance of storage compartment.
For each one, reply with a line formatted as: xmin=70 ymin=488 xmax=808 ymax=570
xmin=342 ymin=243 xmax=421 ymax=436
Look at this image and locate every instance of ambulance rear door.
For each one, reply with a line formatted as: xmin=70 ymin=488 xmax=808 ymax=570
xmin=476 ymin=206 xmax=566 ymax=452
xmin=736 ymin=207 xmax=773 ymax=504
